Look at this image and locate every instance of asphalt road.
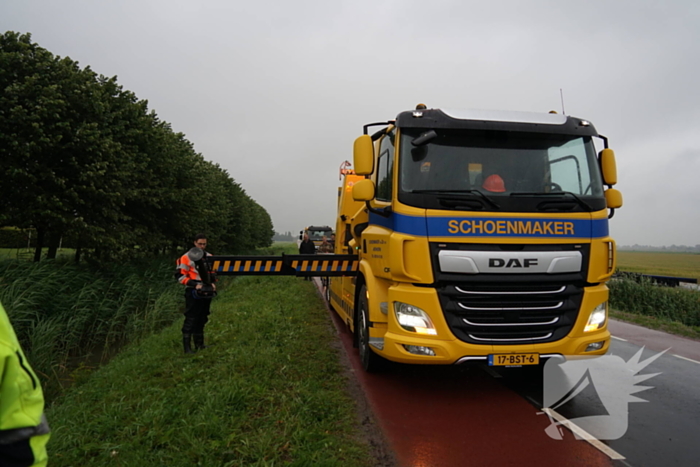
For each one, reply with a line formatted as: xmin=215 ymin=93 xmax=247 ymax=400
xmin=499 ymin=320 xmax=700 ymax=467
xmin=318 ymin=279 xmax=700 ymax=466
xmin=604 ymin=338 xmax=700 ymax=467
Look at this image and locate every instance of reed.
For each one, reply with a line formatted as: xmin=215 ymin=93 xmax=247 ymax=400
xmin=0 ymin=258 xmax=182 ymax=401
xmin=609 ymin=276 xmax=700 ymax=328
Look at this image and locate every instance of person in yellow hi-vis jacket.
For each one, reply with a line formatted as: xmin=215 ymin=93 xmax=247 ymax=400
xmin=0 ymin=301 xmax=50 ymax=466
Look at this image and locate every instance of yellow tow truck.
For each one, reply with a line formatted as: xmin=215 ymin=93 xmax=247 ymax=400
xmin=208 ymin=104 xmax=622 ymax=373
xmin=326 ymin=104 xmax=622 ymax=371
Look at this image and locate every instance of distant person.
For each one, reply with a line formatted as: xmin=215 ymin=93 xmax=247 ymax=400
xmin=0 ymin=301 xmax=51 ymax=466
xmin=329 ymin=233 xmax=336 ymax=251
xmin=298 ymin=233 xmax=316 ymax=281
xmin=318 ymin=236 xmax=333 ymax=254
xmin=175 ymin=234 xmax=217 ymax=354
xmin=299 ymin=233 xmax=316 ymax=254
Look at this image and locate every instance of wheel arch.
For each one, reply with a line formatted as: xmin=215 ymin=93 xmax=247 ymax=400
xmin=353 ymin=261 xmax=387 ymax=345
xmin=352 ymin=273 xmax=366 ymax=348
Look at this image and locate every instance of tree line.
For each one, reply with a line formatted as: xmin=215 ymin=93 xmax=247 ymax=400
xmin=273 ymin=231 xmax=297 ymax=242
xmin=0 ymin=32 xmax=273 ymax=261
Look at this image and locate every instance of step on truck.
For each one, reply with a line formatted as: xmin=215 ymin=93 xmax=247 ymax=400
xmin=327 ymin=104 xmax=623 ymax=371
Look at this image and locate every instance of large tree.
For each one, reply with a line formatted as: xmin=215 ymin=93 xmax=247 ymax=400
xmin=0 ymin=32 xmax=275 ymax=261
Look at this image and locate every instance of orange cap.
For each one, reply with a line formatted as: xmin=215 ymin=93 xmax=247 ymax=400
xmin=482 ymin=174 xmax=506 ymax=192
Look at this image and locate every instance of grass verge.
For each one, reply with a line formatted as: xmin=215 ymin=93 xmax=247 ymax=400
xmin=609 ymin=277 xmax=700 ymax=330
xmin=0 ymin=258 xmax=182 ymax=401
xmin=609 ymin=275 xmax=700 ymax=341
xmin=610 ymin=308 xmax=700 ymax=341
xmin=46 ymin=274 xmax=375 ymax=467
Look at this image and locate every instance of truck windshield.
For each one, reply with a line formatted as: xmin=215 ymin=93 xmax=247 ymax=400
xmin=307 ymin=229 xmax=332 ymax=240
xmin=398 ymin=128 xmax=606 ymax=213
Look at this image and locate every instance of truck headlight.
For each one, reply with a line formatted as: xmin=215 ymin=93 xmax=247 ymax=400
xmin=394 ymin=302 xmax=437 ymax=335
xmin=584 ymin=302 xmax=607 ymax=332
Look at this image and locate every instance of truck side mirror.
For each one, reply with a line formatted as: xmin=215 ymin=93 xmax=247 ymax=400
xmin=352 ymin=179 xmax=375 ymax=201
xmin=599 ymin=148 xmax=617 ymax=185
xmin=353 ymin=135 xmax=374 ymax=175
xmin=605 ymin=188 xmax=623 ymax=209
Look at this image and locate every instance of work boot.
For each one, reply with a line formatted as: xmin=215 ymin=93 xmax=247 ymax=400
xmin=193 ymin=333 xmax=208 ymax=350
xmin=183 ymin=333 xmax=196 ymax=354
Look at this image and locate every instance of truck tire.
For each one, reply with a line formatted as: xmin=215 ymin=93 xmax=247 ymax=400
xmin=358 ymin=285 xmax=385 ymax=372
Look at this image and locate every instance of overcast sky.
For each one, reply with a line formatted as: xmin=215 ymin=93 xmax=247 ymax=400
xmin=2 ymin=0 xmax=699 ymax=247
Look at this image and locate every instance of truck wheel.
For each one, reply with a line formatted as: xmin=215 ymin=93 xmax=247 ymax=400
xmin=358 ymin=285 xmax=384 ymax=372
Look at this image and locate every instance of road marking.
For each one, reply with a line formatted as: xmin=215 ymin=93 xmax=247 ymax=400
xmin=611 ymin=336 xmax=627 ymax=342
xmin=673 ymin=354 xmax=700 ymax=365
xmin=541 ymin=408 xmax=626 ymax=460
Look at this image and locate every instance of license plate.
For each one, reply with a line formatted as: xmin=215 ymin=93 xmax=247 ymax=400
xmin=488 ymin=353 xmax=540 ymax=367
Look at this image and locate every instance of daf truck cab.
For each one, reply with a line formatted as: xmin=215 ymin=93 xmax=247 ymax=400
xmin=329 ymin=105 xmax=622 ymax=372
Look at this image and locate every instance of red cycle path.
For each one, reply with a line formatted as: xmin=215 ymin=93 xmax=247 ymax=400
xmin=319 ymin=281 xmax=616 ymax=467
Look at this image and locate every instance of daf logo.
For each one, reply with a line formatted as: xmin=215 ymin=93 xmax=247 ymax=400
xmin=489 ymin=258 xmax=539 ymax=268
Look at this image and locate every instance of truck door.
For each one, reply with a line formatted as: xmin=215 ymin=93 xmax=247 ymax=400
xmin=365 ymin=130 xmax=395 ymax=280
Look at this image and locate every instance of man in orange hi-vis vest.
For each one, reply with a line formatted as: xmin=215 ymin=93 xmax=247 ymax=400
xmin=175 ymin=234 xmax=217 ymax=354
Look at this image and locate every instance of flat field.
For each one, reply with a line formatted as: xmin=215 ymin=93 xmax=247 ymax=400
xmin=617 ymin=251 xmax=700 ymax=282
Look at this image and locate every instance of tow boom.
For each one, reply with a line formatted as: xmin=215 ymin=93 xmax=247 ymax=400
xmin=207 ymin=254 xmax=359 ymax=277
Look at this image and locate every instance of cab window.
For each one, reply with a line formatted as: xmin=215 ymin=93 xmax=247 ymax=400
xmin=376 ymin=130 xmax=395 ymax=201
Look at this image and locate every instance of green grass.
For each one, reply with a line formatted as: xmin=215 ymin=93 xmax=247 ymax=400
xmin=617 ymin=251 xmax=700 ymax=282
xmin=0 ymin=247 xmax=76 ymax=261
xmin=609 ymin=276 xmax=700 ymax=340
xmin=609 ymin=276 xmax=700 ymax=326
xmin=45 ymin=274 xmax=375 ymax=466
xmin=0 ymin=257 xmax=183 ymax=401
xmin=610 ymin=308 xmax=700 ymax=341
xmin=612 ymin=251 xmax=700 ymax=339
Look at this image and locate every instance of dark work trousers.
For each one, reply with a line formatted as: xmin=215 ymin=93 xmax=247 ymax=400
xmin=182 ymin=290 xmax=212 ymax=334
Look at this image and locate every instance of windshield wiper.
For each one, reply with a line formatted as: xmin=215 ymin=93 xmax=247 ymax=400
xmin=509 ymin=191 xmax=593 ymax=211
xmin=411 ymin=189 xmax=500 ymax=210
xmin=411 ymin=130 xmax=437 ymax=146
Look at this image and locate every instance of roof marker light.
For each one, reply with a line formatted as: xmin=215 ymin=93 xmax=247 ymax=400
xmin=413 ymin=103 xmax=426 ymax=117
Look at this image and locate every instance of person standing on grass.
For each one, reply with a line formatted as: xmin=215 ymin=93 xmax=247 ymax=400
xmin=176 ymin=234 xmax=217 ymax=354
xmin=0 ymin=301 xmax=50 ymax=466
xmin=298 ymin=232 xmax=316 ymax=281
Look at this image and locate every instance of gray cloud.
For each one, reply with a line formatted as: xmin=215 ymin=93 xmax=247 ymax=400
xmin=2 ymin=0 xmax=698 ymax=246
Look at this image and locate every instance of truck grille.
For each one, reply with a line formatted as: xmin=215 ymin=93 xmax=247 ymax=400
xmin=438 ymin=282 xmax=582 ymax=344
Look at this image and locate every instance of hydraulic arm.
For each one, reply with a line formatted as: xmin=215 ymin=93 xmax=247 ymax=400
xmin=206 ymin=254 xmax=359 ymax=278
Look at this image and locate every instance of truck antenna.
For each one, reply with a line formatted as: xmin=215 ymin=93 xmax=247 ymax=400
xmin=560 ymin=88 xmax=566 ymax=115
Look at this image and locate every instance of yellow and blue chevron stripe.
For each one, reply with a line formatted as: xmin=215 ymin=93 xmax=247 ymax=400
xmin=209 ymin=254 xmax=358 ymax=277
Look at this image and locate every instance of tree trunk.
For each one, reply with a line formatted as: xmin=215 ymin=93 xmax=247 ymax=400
xmin=33 ymin=228 xmax=45 ymax=262
xmin=47 ymin=232 xmax=61 ymax=259
xmin=74 ymin=242 xmax=82 ymax=264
